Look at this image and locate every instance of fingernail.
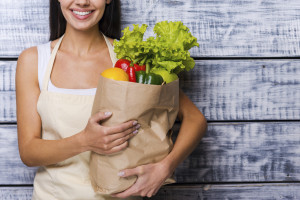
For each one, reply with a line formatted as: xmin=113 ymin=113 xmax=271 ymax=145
xmin=133 ymin=129 xmax=138 ymax=134
xmin=133 ymin=121 xmax=138 ymax=126
xmin=105 ymin=112 xmax=112 ymax=116
xmin=118 ymin=171 xmax=125 ymax=177
xmin=135 ymin=124 xmax=141 ymax=129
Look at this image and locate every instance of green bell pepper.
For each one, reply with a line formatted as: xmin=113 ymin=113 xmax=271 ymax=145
xmin=136 ymin=71 xmax=163 ymax=85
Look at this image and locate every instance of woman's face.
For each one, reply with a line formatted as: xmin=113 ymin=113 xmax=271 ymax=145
xmin=59 ymin=0 xmax=110 ymax=31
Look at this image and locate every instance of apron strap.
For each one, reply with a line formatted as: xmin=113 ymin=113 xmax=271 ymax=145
xmin=42 ymin=35 xmax=64 ymax=91
xmin=42 ymin=34 xmax=115 ymax=91
xmin=102 ymin=33 xmax=118 ymax=66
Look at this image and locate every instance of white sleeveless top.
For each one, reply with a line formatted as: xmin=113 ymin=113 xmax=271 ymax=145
xmin=37 ymin=35 xmax=118 ymax=95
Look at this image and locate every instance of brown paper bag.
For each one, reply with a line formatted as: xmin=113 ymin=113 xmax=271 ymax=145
xmin=89 ymin=76 xmax=179 ymax=195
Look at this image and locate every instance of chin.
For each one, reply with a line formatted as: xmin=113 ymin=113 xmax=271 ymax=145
xmin=69 ymin=22 xmax=99 ymax=32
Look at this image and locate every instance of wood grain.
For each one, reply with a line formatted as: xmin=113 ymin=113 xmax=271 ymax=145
xmin=180 ymin=59 xmax=300 ymax=121
xmin=121 ymin=0 xmax=300 ymax=57
xmin=0 ymin=61 xmax=15 ymax=92
xmin=0 ymin=125 xmax=37 ymax=185
xmin=1 ymin=184 xmax=300 ymax=200
xmin=151 ymin=183 xmax=300 ymax=200
xmin=1 ymin=0 xmax=300 ymax=57
xmin=2 ymin=122 xmax=300 ymax=184
xmin=0 ymin=187 xmax=33 ymax=200
xmin=0 ymin=61 xmax=16 ymax=122
xmin=173 ymin=122 xmax=300 ymax=183
xmin=0 ymin=0 xmax=50 ymax=57
xmin=2 ymin=60 xmax=299 ymax=122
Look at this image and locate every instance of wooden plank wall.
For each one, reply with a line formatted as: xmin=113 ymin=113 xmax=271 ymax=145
xmin=1 ymin=0 xmax=300 ymax=199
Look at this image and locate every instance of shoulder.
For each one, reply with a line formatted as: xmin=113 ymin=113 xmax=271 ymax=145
xmin=16 ymin=46 xmax=39 ymax=84
xmin=17 ymin=46 xmax=38 ymax=68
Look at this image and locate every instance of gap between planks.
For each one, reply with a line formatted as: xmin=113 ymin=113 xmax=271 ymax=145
xmin=1 ymin=57 xmax=300 ymax=61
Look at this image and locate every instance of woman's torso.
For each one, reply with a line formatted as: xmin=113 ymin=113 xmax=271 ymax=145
xmin=32 ymin=35 xmax=140 ymax=200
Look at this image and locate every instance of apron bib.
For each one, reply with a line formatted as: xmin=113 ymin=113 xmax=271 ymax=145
xmin=32 ymin=35 xmax=140 ymax=200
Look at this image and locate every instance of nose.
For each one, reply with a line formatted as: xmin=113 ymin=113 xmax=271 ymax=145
xmin=75 ymin=0 xmax=90 ymax=6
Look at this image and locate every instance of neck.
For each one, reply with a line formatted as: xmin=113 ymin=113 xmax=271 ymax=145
xmin=62 ymin=25 xmax=105 ymax=56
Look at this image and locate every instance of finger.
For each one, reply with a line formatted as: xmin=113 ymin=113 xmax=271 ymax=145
xmin=107 ymin=124 xmax=140 ymax=143
xmin=111 ymin=183 xmax=139 ymax=198
xmin=107 ymin=120 xmax=138 ymax=135
xmin=147 ymin=193 xmax=153 ymax=198
xmin=104 ymin=141 xmax=128 ymax=155
xmin=90 ymin=111 xmax=112 ymax=123
xmin=147 ymin=189 xmax=156 ymax=198
xmin=118 ymin=166 xmax=141 ymax=178
xmin=106 ymin=131 xmax=136 ymax=150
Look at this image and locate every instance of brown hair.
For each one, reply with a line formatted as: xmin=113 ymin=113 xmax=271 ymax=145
xmin=49 ymin=0 xmax=121 ymax=40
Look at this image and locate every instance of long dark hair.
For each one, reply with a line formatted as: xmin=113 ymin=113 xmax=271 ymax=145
xmin=49 ymin=0 xmax=121 ymax=41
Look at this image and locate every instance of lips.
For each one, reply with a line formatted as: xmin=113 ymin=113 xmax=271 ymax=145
xmin=71 ymin=9 xmax=95 ymax=20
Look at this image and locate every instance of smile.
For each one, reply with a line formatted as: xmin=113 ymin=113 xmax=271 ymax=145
xmin=72 ymin=10 xmax=93 ymax=16
xmin=71 ymin=9 xmax=95 ymax=20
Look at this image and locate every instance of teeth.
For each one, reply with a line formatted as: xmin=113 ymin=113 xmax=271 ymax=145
xmin=73 ymin=10 xmax=92 ymax=16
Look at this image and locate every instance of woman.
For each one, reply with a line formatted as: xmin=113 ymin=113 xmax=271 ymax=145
xmin=16 ymin=0 xmax=207 ymax=199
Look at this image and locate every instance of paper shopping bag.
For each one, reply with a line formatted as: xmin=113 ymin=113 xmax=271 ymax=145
xmin=89 ymin=76 xmax=179 ymax=194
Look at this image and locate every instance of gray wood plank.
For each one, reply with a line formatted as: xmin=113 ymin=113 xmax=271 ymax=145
xmin=0 ymin=92 xmax=16 ymax=123
xmin=1 ymin=183 xmax=300 ymax=200
xmin=2 ymin=122 xmax=300 ymax=184
xmin=122 ymin=0 xmax=300 ymax=57
xmin=2 ymin=60 xmax=299 ymax=122
xmin=0 ymin=61 xmax=15 ymax=92
xmin=181 ymin=59 xmax=300 ymax=121
xmin=0 ymin=125 xmax=37 ymax=185
xmin=173 ymin=122 xmax=300 ymax=183
xmin=0 ymin=61 xmax=16 ymax=122
xmin=0 ymin=0 xmax=50 ymax=57
xmin=0 ymin=187 xmax=33 ymax=200
xmin=151 ymin=183 xmax=300 ymax=200
xmin=1 ymin=0 xmax=300 ymax=57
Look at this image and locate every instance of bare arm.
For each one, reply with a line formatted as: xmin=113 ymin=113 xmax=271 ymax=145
xmin=16 ymin=47 xmax=139 ymax=167
xmin=162 ymin=89 xmax=207 ymax=172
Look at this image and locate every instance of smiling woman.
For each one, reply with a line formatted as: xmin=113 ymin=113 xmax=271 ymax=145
xmin=16 ymin=0 xmax=141 ymax=199
xmin=15 ymin=0 xmax=206 ymax=199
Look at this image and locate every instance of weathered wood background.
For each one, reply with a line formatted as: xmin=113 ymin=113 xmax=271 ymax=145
xmin=0 ymin=0 xmax=300 ymax=199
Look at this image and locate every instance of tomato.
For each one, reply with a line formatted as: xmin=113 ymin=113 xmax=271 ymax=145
xmin=114 ymin=59 xmax=131 ymax=72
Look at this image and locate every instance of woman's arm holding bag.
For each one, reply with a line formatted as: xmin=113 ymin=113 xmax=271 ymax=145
xmin=16 ymin=48 xmax=138 ymax=167
xmin=112 ymin=89 xmax=207 ymax=198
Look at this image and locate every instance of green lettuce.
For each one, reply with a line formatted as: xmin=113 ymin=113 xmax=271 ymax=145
xmin=113 ymin=24 xmax=150 ymax=63
xmin=113 ymin=21 xmax=199 ymax=74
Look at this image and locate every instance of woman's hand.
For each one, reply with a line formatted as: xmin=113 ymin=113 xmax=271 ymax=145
xmin=112 ymin=160 xmax=173 ymax=198
xmin=82 ymin=111 xmax=140 ymax=155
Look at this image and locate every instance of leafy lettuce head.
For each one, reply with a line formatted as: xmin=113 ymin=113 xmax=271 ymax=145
xmin=150 ymin=21 xmax=199 ymax=73
xmin=113 ymin=24 xmax=150 ymax=63
xmin=114 ymin=21 xmax=199 ymax=74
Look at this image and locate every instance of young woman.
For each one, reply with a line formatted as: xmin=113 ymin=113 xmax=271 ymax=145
xmin=16 ymin=0 xmax=207 ymax=199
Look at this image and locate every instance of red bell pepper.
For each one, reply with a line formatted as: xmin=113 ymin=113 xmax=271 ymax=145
xmin=134 ymin=64 xmax=146 ymax=71
xmin=115 ymin=59 xmax=131 ymax=72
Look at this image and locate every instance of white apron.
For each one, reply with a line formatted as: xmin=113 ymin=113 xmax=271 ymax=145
xmin=32 ymin=35 xmax=141 ymax=200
